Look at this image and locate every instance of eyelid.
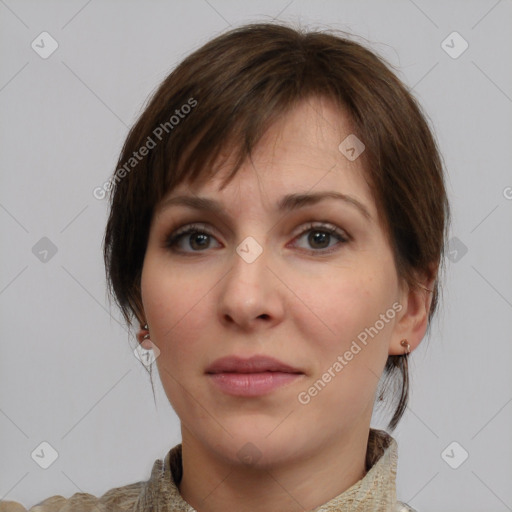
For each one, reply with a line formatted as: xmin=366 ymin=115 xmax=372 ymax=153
xmin=289 ymin=221 xmax=350 ymax=255
xmin=164 ymin=222 xmax=218 ymax=244
xmin=163 ymin=222 xmax=221 ymax=251
xmin=292 ymin=221 xmax=349 ymax=240
xmin=170 ymin=222 xmax=212 ymax=237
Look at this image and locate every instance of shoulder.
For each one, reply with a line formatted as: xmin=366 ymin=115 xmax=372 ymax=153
xmin=0 ymin=481 xmax=145 ymax=512
xmin=1 ymin=446 xmax=179 ymax=512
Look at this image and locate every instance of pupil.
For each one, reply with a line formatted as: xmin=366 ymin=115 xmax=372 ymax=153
xmin=310 ymin=231 xmax=329 ymax=248
xmin=191 ymin=233 xmax=209 ymax=249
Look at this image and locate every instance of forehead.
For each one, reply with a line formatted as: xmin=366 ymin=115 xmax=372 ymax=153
xmin=162 ymin=97 xmax=377 ymax=218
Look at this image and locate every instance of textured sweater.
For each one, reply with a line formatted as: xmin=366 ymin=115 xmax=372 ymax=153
xmin=0 ymin=429 xmax=416 ymax=511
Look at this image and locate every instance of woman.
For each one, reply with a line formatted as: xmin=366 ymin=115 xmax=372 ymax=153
xmin=2 ymin=21 xmax=449 ymax=512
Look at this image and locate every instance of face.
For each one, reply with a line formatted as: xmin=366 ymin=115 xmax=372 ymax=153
xmin=141 ymin=96 xmax=410 ymax=467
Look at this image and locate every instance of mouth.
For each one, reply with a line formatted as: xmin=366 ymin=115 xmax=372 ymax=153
xmin=205 ymin=355 xmax=304 ymax=397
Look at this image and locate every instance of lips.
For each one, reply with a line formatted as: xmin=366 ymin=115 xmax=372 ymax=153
xmin=205 ymin=355 xmax=304 ymax=397
xmin=205 ymin=355 xmax=303 ymax=374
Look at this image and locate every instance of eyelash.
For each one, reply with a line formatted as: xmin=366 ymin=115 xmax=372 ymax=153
xmin=164 ymin=221 xmax=350 ymax=256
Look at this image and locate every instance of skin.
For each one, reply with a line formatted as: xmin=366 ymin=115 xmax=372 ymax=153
xmin=140 ymin=96 xmax=434 ymax=512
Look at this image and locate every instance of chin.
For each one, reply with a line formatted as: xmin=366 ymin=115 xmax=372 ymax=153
xmin=199 ymin=421 xmax=312 ymax=469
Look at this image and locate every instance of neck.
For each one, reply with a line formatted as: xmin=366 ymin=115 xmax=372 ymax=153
xmin=178 ymin=425 xmax=370 ymax=512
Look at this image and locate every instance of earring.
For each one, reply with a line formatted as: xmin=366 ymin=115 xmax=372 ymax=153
xmin=137 ymin=323 xmax=152 ymax=350
xmin=400 ymin=339 xmax=411 ymax=355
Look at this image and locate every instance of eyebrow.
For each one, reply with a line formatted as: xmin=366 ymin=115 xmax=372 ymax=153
xmin=157 ymin=191 xmax=372 ymax=221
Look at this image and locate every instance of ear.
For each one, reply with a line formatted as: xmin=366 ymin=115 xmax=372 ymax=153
xmin=389 ymin=270 xmax=437 ymax=355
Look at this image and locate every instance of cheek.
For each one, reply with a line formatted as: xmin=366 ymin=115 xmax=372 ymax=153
xmin=141 ymin=256 xmax=214 ymax=361
xmin=291 ymin=263 xmax=399 ymax=410
xmin=294 ymin=263 xmax=398 ymax=343
xmin=141 ymin=256 xmax=216 ymax=416
xmin=295 ymin=277 xmax=397 ymax=415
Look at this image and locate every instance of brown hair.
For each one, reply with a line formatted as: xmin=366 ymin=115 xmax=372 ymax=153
xmin=103 ymin=22 xmax=450 ymax=431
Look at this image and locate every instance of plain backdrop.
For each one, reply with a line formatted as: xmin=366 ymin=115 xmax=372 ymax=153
xmin=1 ymin=1 xmax=511 ymax=511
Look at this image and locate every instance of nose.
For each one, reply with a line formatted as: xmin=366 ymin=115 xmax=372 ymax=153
xmin=217 ymin=238 xmax=285 ymax=331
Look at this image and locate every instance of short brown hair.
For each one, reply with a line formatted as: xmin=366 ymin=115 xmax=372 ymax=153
xmin=103 ymin=22 xmax=450 ymax=430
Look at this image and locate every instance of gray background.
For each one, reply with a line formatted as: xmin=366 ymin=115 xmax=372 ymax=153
xmin=1 ymin=1 xmax=511 ymax=511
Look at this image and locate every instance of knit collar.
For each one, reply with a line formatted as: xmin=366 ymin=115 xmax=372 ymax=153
xmin=135 ymin=428 xmax=398 ymax=512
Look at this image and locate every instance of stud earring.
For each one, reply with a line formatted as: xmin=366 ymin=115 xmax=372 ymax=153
xmin=137 ymin=323 xmax=152 ymax=350
xmin=400 ymin=339 xmax=411 ymax=355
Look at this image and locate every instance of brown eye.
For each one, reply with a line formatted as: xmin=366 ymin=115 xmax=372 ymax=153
xmin=165 ymin=223 xmax=221 ymax=253
xmin=292 ymin=222 xmax=349 ymax=255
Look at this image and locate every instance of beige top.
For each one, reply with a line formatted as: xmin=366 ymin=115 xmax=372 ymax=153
xmin=0 ymin=429 xmax=416 ymax=512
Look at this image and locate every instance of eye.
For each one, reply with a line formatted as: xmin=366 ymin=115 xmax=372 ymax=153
xmin=164 ymin=223 xmax=221 ymax=252
xmin=290 ymin=222 xmax=349 ymax=255
xmin=164 ymin=221 xmax=350 ymax=255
